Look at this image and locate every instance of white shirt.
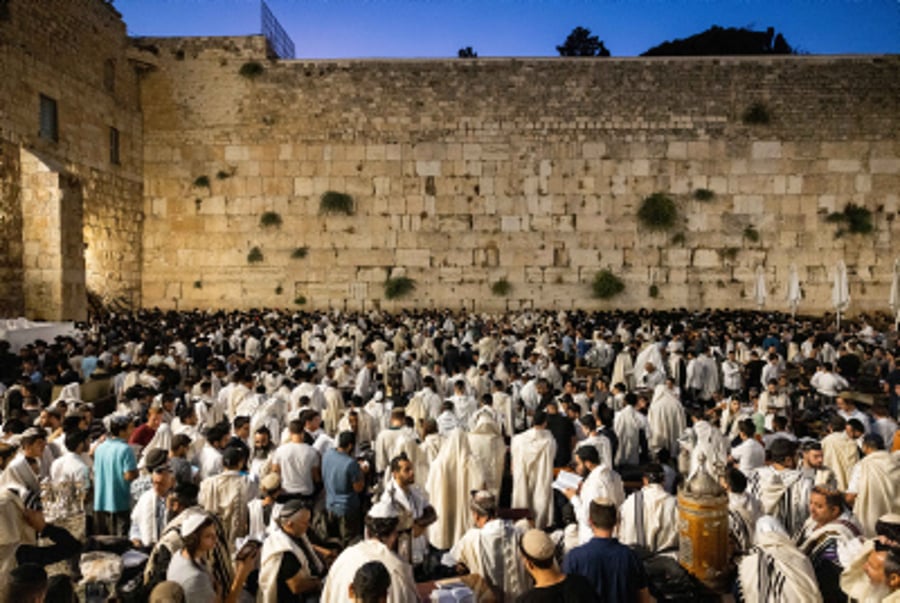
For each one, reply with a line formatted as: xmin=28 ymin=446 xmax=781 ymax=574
xmin=732 ymin=438 xmax=766 ymax=476
xmin=49 ymin=451 xmax=91 ymax=489
xmin=271 ymin=441 xmax=319 ymax=495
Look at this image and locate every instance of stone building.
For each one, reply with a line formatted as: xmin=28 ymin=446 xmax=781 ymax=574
xmin=1 ymin=0 xmax=899 ymax=318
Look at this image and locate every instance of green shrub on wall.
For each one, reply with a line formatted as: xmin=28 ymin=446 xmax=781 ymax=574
xmin=592 ymin=270 xmax=625 ymax=299
xmin=826 ymin=203 xmax=873 ymax=238
xmin=385 ymin=276 xmax=416 ymax=300
xmin=491 ymin=278 xmax=512 ymax=296
xmin=693 ymin=188 xmax=715 ymax=201
xmin=260 ymin=211 xmax=282 ymax=228
xmin=247 ymin=247 xmax=263 ymax=263
xmin=193 ymin=175 xmax=210 ymax=189
xmin=320 ymin=191 xmax=354 ymax=215
xmin=637 ymin=193 xmax=677 ymax=231
xmin=742 ymin=102 xmax=771 ymax=125
xmin=294 ymin=296 xmax=307 ymax=306
xmin=649 ymin=284 xmax=659 ymax=298
xmin=239 ymin=61 xmax=265 ymax=78
xmin=291 ymin=246 xmax=309 ymax=259
xmin=743 ymin=225 xmax=760 ymax=243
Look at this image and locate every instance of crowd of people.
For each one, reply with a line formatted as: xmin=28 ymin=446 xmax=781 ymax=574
xmin=1 ymin=306 xmax=900 ymax=602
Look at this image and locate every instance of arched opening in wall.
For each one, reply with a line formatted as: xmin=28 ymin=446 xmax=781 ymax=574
xmin=19 ymin=148 xmax=86 ymax=321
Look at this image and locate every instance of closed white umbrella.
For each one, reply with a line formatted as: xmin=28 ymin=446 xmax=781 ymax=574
xmin=787 ymin=264 xmax=802 ymax=318
xmin=890 ymin=258 xmax=900 ymax=330
xmin=754 ymin=265 xmax=767 ymax=309
xmin=832 ymin=260 xmax=850 ymax=330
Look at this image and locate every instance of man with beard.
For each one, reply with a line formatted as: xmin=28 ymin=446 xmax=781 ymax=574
xmin=250 ymin=426 xmax=275 ymax=479
xmin=381 ymin=452 xmax=436 ymax=571
xmin=563 ymin=445 xmax=625 ymax=545
xmin=800 ymin=441 xmax=837 ymax=488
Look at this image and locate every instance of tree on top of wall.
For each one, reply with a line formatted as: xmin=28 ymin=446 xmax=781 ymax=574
xmin=642 ymin=26 xmax=794 ymax=56
xmin=556 ymin=27 xmax=611 ymax=57
xmin=458 ymin=46 xmax=478 ymax=58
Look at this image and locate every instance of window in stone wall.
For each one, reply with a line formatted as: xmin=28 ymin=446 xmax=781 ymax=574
xmin=109 ymin=127 xmax=120 ymax=165
xmin=104 ymin=59 xmax=116 ymax=93
xmin=39 ymin=94 xmax=58 ymax=142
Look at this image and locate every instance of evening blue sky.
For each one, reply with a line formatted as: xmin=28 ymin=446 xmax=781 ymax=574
xmin=116 ymin=0 xmax=900 ymax=58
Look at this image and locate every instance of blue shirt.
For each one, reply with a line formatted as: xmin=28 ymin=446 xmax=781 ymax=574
xmin=321 ymin=448 xmax=361 ymax=515
xmin=93 ymin=437 xmax=137 ymax=512
xmin=562 ymin=537 xmax=647 ymax=601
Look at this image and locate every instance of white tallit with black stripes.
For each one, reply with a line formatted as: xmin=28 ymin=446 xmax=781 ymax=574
xmin=738 ymin=516 xmax=822 ymax=603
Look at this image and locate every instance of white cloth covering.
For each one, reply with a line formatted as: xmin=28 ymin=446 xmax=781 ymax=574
xmin=648 ymin=386 xmax=685 ymax=458
xmin=619 ymin=483 xmax=678 ymax=553
xmin=738 ymin=517 xmax=823 ymax=603
xmin=426 ymin=430 xmax=485 ymax=550
xmin=852 ymin=450 xmax=900 ymax=538
xmin=510 ymin=427 xmax=556 ymax=529
xmin=320 ymin=539 xmax=418 ymax=603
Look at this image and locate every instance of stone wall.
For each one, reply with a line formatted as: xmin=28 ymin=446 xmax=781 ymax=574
xmin=0 ymin=0 xmax=143 ymax=318
xmin=139 ymin=39 xmax=900 ymax=314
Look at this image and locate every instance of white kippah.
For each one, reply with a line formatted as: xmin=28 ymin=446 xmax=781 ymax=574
xmin=367 ymin=501 xmax=398 ymax=519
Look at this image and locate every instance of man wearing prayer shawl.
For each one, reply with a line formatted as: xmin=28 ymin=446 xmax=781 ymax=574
xmin=795 ymin=485 xmax=864 ymax=602
xmin=563 ymin=445 xmax=625 ymax=545
xmin=425 ymin=429 xmax=484 ymax=550
xmin=737 ymin=516 xmax=823 ymax=603
xmin=846 ymin=433 xmax=900 ymax=538
xmin=442 ymin=490 xmax=530 ymax=601
xmin=613 ymin=392 xmax=644 ymax=467
xmin=381 ymin=452 xmax=435 ymax=568
xmin=510 ymin=409 xmax=557 ymax=529
xmin=618 ymin=463 xmax=678 ymax=554
xmin=821 ymin=415 xmax=860 ymax=492
xmin=321 ymin=502 xmax=418 ymax=603
xmin=840 ymin=514 xmax=900 ymax=603
xmin=648 ymin=382 xmax=685 ymax=459
xmin=748 ymin=438 xmax=813 ymax=536
xmin=258 ymin=500 xmax=326 ymax=603
xmin=467 ymin=413 xmax=505 ymax=497
xmin=724 ymin=467 xmax=763 ymax=556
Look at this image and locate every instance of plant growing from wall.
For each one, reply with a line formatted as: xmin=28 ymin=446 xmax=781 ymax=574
xmin=294 ymin=296 xmax=307 ymax=306
xmin=649 ymin=284 xmax=660 ymax=298
xmin=291 ymin=246 xmax=309 ymax=259
xmin=743 ymin=225 xmax=760 ymax=243
xmin=491 ymin=278 xmax=512 ymax=297
xmin=193 ymin=175 xmax=210 ymax=189
xmin=591 ymin=270 xmax=625 ymax=299
xmin=721 ymin=247 xmax=739 ymax=262
xmin=319 ymin=191 xmax=354 ymax=215
xmin=742 ymin=102 xmax=771 ymax=125
xmin=637 ymin=193 xmax=677 ymax=231
xmin=384 ymin=276 xmax=416 ymax=300
xmin=260 ymin=211 xmax=283 ymax=228
xmin=826 ymin=203 xmax=874 ymax=238
xmin=216 ymin=169 xmax=233 ymax=180
xmin=693 ymin=188 xmax=715 ymax=201
xmin=671 ymin=232 xmax=686 ymax=245
xmin=275 ymin=285 xmax=283 ymax=295
xmin=247 ymin=246 xmax=263 ymax=263
xmin=193 ymin=280 xmax=202 ymax=289
xmin=239 ymin=61 xmax=265 ymax=79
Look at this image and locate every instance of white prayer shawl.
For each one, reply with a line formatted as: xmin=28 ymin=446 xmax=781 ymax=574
xmin=375 ymin=427 xmax=411 ymax=474
xmin=381 ymin=477 xmax=430 ymax=564
xmin=468 ymin=417 xmax=505 ymax=497
xmin=613 ymin=405 xmax=642 ymax=466
xmin=259 ymin=527 xmax=324 ymax=603
xmin=571 ymin=465 xmax=626 ymax=545
xmin=619 ymin=484 xmax=679 ymax=553
xmin=198 ymin=470 xmax=251 ymax=547
xmin=247 ymin=498 xmax=275 ymax=540
xmin=634 ymin=342 xmax=665 ymax=386
xmin=1 ymin=454 xmax=40 ymax=494
xmin=738 ymin=530 xmax=823 ymax=603
xmin=853 ymin=450 xmax=900 ymax=537
xmin=426 ymin=429 xmax=485 ymax=549
xmin=492 ymin=391 xmax=514 ymax=437
xmin=142 ymin=422 xmax=173 ymax=459
xmin=611 ymin=351 xmax=635 ymax=391
xmin=728 ymin=491 xmax=762 ymax=554
xmin=648 ymin=387 xmax=685 ymax=458
xmin=0 ymin=486 xmax=36 ymax=597
xmin=416 ymin=433 xmax=442 ymax=481
xmin=321 ymin=539 xmax=418 ymax=603
xmin=446 ymin=519 xmax=530 ymax=600
xmin=576 ymin=434 xmax=614 ymax=472
xmin=510 ymin=427 xmax=556 ymax=529
xmin=840 ymin=539 xmax=895 ymax=603
xmin=403 ymin=392 xmax=429 ymax=434
xmin=821 ymin=431 xmax=860 ymax=492
xmin=132 ymin=488 xmax=165 ymax=546
xmin=748 ymin=466 xmax=812 ymax=536
xmin=338 ymin=409 xmax=377 ymax=449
